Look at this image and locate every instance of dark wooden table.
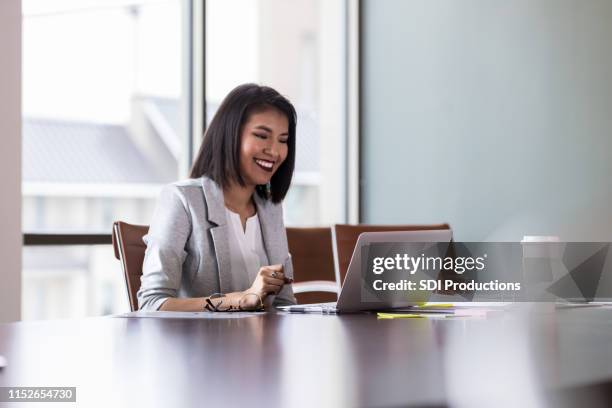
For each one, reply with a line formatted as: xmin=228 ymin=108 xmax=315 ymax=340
xmin=1 ymin=306 xmax=612 ymax=407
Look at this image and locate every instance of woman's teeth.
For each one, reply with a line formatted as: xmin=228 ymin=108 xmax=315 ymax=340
xmin=255 ymin=159 xmax=274 ymax=171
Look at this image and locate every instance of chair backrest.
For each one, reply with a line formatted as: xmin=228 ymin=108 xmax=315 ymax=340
xmin=112 ymin=221 xmax=149 ymax=311
xmin=332 ymin=223 xmax=451 ymax=286
xmin=286 ymin=227 xmax=337 ymax=304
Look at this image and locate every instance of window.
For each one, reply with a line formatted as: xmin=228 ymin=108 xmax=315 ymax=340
xmin=21 ymin=0 xmax=349 ymax=319
xmin=22 ymin=0 xmax=193 ymax=319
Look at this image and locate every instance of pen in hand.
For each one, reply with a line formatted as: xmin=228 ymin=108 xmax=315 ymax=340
xmin=264 ymin=255 xmax=293 ymax=309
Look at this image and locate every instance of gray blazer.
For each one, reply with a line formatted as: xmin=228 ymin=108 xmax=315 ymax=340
xmin=137 ymin=176 xmax=297 ymax=311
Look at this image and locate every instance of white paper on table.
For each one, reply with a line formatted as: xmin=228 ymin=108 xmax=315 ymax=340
xmin=112 ymin=311 xmax=265 ymax=319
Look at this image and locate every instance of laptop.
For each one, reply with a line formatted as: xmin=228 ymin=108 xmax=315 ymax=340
xmin=278 ymin=229 xmax=453 ymax=314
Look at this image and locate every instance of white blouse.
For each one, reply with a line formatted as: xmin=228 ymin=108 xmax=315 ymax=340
xmin=225 ymin=208 xmax=269 ymax=285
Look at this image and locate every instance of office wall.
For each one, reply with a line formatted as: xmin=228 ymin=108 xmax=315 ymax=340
xmin=0 ymin=0 xmax=22 ymax=322
xmin=362 ymin=0 xmax=612 ymax=241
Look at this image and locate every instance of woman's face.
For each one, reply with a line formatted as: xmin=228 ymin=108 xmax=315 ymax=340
xmin=239 ymin=108 xmax=289 ymax=187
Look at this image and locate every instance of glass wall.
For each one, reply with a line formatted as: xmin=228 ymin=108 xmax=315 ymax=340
xmin=362 ymin=0 xmax=612 ymax=241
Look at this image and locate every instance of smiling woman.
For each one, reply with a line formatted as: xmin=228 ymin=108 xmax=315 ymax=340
xmin=137 ymin=84 xmax=298 ymax=312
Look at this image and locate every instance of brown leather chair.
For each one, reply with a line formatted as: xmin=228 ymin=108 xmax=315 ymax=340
xmin=332 ymin=223 xmax=452 ymax=286
xmin=286 ymin=227 xmax=338 ymax=304
xmin=112 ymin=221 xmax=149 ymax=311
xmin=112 ymin=222 xmax=338 ymax=309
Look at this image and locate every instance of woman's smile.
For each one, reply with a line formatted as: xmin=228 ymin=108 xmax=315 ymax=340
xmin=254 ymin=158 xmax=275 ymax=172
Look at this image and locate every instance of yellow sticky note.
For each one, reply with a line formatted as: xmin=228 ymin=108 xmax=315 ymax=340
xmin=377 ymin=313 xmax=425 ymax=319
xmin=418 ymin=303 xmax=454 ymax=309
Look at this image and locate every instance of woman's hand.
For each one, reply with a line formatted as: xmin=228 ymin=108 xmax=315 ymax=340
xmin=241 ymin=265 xmax=293 ymax=309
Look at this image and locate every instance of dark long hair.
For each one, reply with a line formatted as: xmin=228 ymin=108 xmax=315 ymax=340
xmin=190 ymin=83 xmax=296 ymax=203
